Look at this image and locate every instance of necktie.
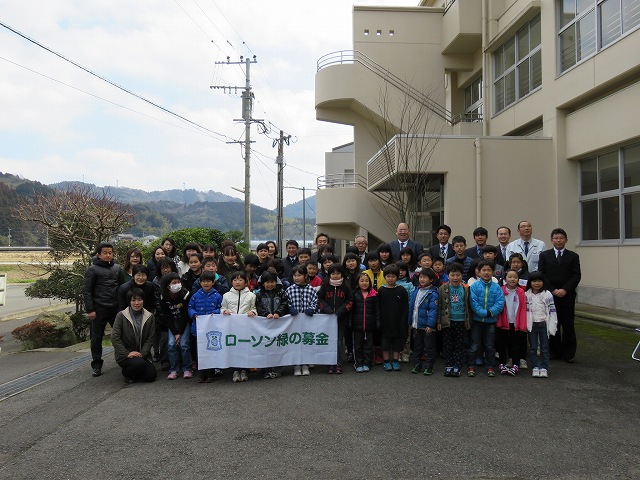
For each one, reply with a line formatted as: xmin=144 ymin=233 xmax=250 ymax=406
xmin=557 ymin=250 xmax=562 ymax=263
xmin=524 ymin=241 xmax=529 ymax=256
xmin=501 ymin=246 xmax=506 ymax=260
xmin=401 ymin=242 xmax=406 ymax=249
xmin=441 ymin=245 xmax=446 ymax=258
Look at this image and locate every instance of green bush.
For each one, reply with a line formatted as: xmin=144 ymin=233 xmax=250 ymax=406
xmin=11 ymin=312 xmax=77 ymax=350
xmin=69 ymin=311 xmax=91 ymax=342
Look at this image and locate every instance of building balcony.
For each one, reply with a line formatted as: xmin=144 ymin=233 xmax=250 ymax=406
xmin=441 ymin=0 xmax=482 ymax=55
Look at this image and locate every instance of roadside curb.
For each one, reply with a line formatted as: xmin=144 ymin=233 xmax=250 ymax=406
xmin=576 ymin=309 xmax=640 ymax=329
xmin=0 ymin=303 xmax=72 ymax=323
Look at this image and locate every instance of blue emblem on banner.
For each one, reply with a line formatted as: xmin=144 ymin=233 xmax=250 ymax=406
xmin=206 ymin=331 xmax=223 ymax=351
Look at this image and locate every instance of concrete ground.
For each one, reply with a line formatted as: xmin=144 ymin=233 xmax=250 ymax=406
xmin=0 ymin=313 xmax=639 ymax=479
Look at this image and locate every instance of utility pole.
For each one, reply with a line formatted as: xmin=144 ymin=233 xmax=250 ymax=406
xmin=275 ymin=130 xmax=291 ymax=253
xmin=211 ymin=56 xmax=259 ymax=247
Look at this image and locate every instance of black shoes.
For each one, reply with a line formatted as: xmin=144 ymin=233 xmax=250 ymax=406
xmin=92 ymin=368 xmax=102 ymax=377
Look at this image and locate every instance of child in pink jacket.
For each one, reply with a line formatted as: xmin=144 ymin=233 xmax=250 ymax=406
xmin=496 ymin=269 xmax=527 ymax=376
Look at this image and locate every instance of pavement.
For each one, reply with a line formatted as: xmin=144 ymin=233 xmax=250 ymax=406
xmin=0 ymin=297 xmax=639 ymax=479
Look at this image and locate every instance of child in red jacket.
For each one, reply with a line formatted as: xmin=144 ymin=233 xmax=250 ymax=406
xmin=496 ymin=269 xmax=527 ymax=376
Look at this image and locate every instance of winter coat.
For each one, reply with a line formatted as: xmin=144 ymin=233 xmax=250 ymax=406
xmin=222 ymin=287 xmax=257 ymax=315
xmin=525 ymin=290 xmax=558 ymax=337
xmin=191 ymin=273 xmax=230 ymax=296
xmin=438 ymin=283 xmax=471 ymax=330
xmin=350 ymin=288 xmax=379 ymax=332
xmin=82 ymin=257 xmax=122 ymax=312
xmin=318 ymin=282 xmax=353 ymax=321
xmin=180 ymin=269 xmax=200 ymax=294
xmin=377 ymin=285 xmax=409 ymax=338
xmin=160 ymin=288 xmax=191 ymax=335
xmin=408 ymin=286 xmax=439 ymax=329
xmin=469 ymin=279 xmax=505 ymax=323
xmin=111 ymin=307 xmax=155 ymax=365
xmin=188 ymin=287 xmax=223 ymax=337
xmin=117 ymin=279 xmax=157 ymax=312
xmin=255 ymin=285 xmax=289 ymax=317
xmin=496 ymin=286 xmax=527 ymax=331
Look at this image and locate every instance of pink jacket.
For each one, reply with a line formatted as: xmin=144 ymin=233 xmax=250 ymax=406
xmin=496 ymin=285 xmax=527 ymax=331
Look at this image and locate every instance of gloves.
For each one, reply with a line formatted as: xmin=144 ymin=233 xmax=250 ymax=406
xmin=487 ymin=310 xmax=493 ymax=317
xmin=304 ymin=308 xmax=315 ymax=317
xmin=289 ymin=307 xmax=299 ymax=316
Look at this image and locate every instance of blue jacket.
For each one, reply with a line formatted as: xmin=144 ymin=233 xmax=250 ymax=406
xmin=469 ymin=279 xmax=505 ymax=323
xmin=188 ymin=287 xmax=223 ymax=336
xmin=408 ymin=286 xmax=439 ymax=329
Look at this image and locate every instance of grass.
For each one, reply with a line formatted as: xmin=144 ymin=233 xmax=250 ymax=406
xmin=0 ymin=264 xmax=48 ymax=283
xmin=576 ymin=318 xmax=639 ymax=361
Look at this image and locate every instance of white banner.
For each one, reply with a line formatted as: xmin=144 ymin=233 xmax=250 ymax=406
xmin=196 ymin=314 xmax=337 ymax=369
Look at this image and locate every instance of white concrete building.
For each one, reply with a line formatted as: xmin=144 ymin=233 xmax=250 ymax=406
xmin=315 ymin=0 xmax=640 ymax=312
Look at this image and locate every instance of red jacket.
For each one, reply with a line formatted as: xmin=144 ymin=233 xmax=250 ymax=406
xmin=496 ymin=285 xmax=527 ymax=331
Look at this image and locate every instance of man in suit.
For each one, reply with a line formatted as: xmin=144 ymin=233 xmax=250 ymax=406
xmin=537 ymin=228 xmax=581 ymax=363
xmin=465 ymin=227 xmax=489 ymax=259
xmin=354 ymin=234 xmax=368 ymax=266
xmin=282 ymin=239 xmax=299 ymax=281
xmin=428 ymin=224 xmax=456 ymax=261
xmin=388 ymin=222 xmax=423 ymax=262
xmin=496 ymin=226 xmax=511 ymax=265
xmin=505 ymin=220 xmax=546 ymax=271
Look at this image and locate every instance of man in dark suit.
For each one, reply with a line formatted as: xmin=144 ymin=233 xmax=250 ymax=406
xmin=428 ymin=224 xmax=456 ymax=261
xmin=537 ymin=228 xmax=581 ymax=363
xmin=354 ymin=234 xmax=368 ymax=266
xmin=465 ymin=227 xmax=488 ymax=259
xmin=388 ymin=222 xmax=423 ymax=262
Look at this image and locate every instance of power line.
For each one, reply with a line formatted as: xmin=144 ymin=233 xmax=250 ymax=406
xmin=0 ymin=19 xmax=234 ymax=143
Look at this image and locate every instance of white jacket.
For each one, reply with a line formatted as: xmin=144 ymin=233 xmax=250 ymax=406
xmin=222 ymin=287 xmax=257 ymax=315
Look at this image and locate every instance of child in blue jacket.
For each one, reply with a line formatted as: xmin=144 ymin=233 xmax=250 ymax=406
xmin=408 ymin=268 xmax=439 ymax=375
xmin=468 ymin=260 xmax=505 ymax=377
xmin=187 ymin=271 xmax=223 ymax=383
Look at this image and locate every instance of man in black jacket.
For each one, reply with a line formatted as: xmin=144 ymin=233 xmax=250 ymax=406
xmin=537 ymin=228 xmax=581 ymax=363
xmin=83 ymin=242 xmax=123 ymax=377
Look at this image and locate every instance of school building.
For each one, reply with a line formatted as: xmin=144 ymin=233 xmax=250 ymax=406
xmin=314 ymin=0 xmax=640 ymax=312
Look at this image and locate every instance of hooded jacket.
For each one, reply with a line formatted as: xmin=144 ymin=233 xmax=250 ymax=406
xmin=408 ymin=285 xmax=439 ymax=329
xmin=350 ymin=288 xmax=379 ymax=332
xmin=111 ymin=307 xmax=155 ymax=365
xmin=82 ymin=257 xmax=122 ymax=312
xmin=222 ymin=287 xmax=257 ymax=315
xmin=318 ymin=282 xmax=353 ymax=321
xmin=255 ymin=284 xmax=289 ymax=317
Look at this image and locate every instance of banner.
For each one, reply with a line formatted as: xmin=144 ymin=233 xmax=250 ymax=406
xmin=196 ymin=313 xmax=337 ymax=369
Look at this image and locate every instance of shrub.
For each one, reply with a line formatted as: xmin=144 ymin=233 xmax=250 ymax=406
xmin=11 ymin=312 xmax=77 ymax=349
xmin=69 ymin=311 xmax=91 ymax=341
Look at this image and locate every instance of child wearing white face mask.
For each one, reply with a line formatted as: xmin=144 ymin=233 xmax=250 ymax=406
xmin=160 ymin=273 xmax=193 ymax=380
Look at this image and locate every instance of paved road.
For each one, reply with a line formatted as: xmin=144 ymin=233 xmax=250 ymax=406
xmin=0 ymin=319 xmax=638 ymax=479
xmin=0 ymin=284 xmax=69 ymax=319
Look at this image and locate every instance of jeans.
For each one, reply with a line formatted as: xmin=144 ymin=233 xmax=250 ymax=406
xmin=468 ymin=322 xmax=496 ymax=367
xmin=529 ymin=321 xmax=550 ymax=369
xmin=168 ymin=324 xmax=192 ymax=372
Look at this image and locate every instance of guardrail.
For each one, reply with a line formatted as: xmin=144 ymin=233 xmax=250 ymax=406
xmin=317 ymin=50 xmax=482 ymax=126
xmin=317 ymin=173 xmax=368 ymax=190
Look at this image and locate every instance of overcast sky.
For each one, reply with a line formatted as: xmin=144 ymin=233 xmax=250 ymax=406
xmin=0 ymin=1 xmax=411 ymax=209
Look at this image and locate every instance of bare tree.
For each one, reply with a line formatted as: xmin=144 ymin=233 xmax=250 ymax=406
xmin=365 ymin=81 xmax=443 ymax=236
xmin=12 ymin=184 xmax=133 ymax=310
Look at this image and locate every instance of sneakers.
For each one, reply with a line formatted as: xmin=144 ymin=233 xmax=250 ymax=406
xmin=240 ymin=370 xmax=249 ymax=382
xmin=539 ymin=368 xmax=548 ymax=378
xmin=499 ymin=364 xmax=509 ymax=375
xmin=532 ymin=367 xmax=540 ymax=378
xmin=232 ymin=370 xmax=241 ymax=382
xmin=444 ymin=367 xmax=453 ymax=377
xmin=362 ymin=365 xmax=370 ymax=373
xmin=301 ymin=365 xmax=310 ymax=376
xmin=383 ymin=361 xmax=393 ymax=371
xmin=411 ymin=364 xmax=422 ymax=374
xmin=326 ymin=365 xmax=335 ymax=374
xmin=214 ymin=368 xmax=224 ymax=377
xmin=392 ymin=361 xmax=401 ymax=371
xmin=264 ymin=371 xmax=281 ymax=379
xmin=467 ymin=366 xmax=476 ymax=377
xmin=334 ymin=364 xmax=343 ymax=374
xmin=507 ymin=365 xmax=519 ymax=377
xmin=423 ymin=367 xmax=433 ymax=376
xmin=487 ymin=367 xmax=496 ymax=377
xmin=452 ymin=366 xmax=461 ymax=377
xmin=293 ymin=365 xmax=302 ymax=376
xmin=355 ymin=365 xmax=364 ymax=373
xmin=519 ymin=359 xmax=528 ymax=370
xmin=183 ymin=370 xmax=193 ymax=379
xmin=92 ymin=367 xmax=102 ymax=377
xmin=167 ymin=371 xmax=178 ymax=380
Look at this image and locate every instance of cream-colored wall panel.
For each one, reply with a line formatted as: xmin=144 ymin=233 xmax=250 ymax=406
xmin=593 ymin=33 xmax=640 ymax=86
xmin=565 ymin=82 xmax=640 ymax=158
xmin=575 ymin=246 xmax=620 ymax=289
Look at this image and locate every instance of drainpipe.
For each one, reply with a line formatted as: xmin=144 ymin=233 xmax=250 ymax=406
xmin=475 ymin=138 xmax=482 ymax=226
xmin=481 ymin=0 xmax=489 ymax=137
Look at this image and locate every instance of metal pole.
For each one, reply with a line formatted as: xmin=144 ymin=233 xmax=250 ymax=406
xmin=276 ymin=130 xmax=284 ymax=253
xmin=243 ymin=58 xmax=252 ymax=246
xmin=302 ymin=187 xmax=306 ymax=247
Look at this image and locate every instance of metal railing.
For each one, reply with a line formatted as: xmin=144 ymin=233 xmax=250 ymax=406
xmin=317 ymin=173 xmax=368 ymax=190
xmin=317 ymin=50 xmax=482 ymax=125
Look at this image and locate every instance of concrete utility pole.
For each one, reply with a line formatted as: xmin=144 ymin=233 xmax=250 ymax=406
xmin=275 ymin=130 xmax=291 ymax=253
xmin=211 ymin=56 xmax=259 ymax=247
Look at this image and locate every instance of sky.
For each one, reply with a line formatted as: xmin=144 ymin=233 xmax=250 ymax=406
xmin=0 ymin=0 xmax=411 ymax=210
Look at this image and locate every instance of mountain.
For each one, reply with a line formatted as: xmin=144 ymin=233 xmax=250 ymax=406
xmin=49 ymin=181 xmax=241 ymax=205
xmin=282 ymin=195 xmax=316 ymax=219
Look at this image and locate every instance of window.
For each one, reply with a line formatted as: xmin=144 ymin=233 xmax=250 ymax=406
xmin=579 ymin=142 xmax=640 ymax=241
xmin=493 ymin=15 xmax=541 ymax=114
xmin=558 ymin=0 xmax=640 ymax=73
xmin=463 ymin=76 xmax=483 ymax=121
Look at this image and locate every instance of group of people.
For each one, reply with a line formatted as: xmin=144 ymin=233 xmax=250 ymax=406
xmin=82 ymin=220 xmax=581 ymax=384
